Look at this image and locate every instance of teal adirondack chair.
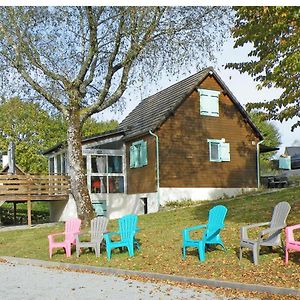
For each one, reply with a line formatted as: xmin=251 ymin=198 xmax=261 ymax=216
xmin=104 ymin=214 xmax=139 ymax=260
xmin=182 ymin=205 xmax=227 ymax=261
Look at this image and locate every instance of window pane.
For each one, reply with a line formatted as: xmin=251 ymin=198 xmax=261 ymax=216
xmin=62 ymin=153 xmax=66 ymax=174
xmin=108 ymin=176 xmax=124 ymax=193
xmin=210 ymin=142 xmax=219 ymax=161
xmin=91 ymin=155 xmax=106 ymax=173
xmin=56 ymin=155 xmax=62 ymax=174
xmin=91 ymin=176 xmax=107 ymax=193
xmin=108 ymin=156 xmax=122 ymax=173
xmin=49 ymin=157 xmax=54 ymax=174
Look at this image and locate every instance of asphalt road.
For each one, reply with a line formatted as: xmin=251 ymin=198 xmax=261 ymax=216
xmin=0 ymin=261 xmax=255 ymax=300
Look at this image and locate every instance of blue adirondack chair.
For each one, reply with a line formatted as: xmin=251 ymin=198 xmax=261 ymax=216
xmin=182 ymin=205 xmax=227 ymax=261
xmin=104 ymin=214 xmax=139 ymax=260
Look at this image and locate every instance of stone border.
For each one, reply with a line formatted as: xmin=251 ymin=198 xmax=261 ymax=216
xmin=2 ymin=256 xmax=299 ymax=296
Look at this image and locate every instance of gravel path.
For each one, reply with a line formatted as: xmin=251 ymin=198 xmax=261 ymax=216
xmin=0 ymin=261 xmax=255 ymax=300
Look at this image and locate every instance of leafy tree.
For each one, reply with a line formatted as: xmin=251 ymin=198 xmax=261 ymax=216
xmin=227 ymin=7 xmax=300 ymax=130
xmin=0 ymin=97 xmax=118 ymax=174
xmin=0 ymin=7 xmax=233 ymax=222
xmin=249 ymin=111 xmax=281 ymax=173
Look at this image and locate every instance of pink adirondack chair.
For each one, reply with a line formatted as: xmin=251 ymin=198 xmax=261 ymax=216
xmin=285 ymin=224 xmax=300 ymax=264
xmin=48 ymin=218 xmax=81 ymax=258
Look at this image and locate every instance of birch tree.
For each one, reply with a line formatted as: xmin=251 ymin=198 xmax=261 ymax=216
xmin=0 ymin=6 xmax=232 ymax=223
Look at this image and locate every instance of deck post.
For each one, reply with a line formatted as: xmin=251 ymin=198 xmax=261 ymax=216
xmin=13 ymin=202 xmax=17 ymax=225
xmin=27 ymin=200 xmax=32 ymax=227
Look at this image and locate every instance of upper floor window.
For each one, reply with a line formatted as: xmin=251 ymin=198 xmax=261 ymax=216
xmin=130 ymin=140 xmax=148 ymax=168
xmin=198 ymin=89 xmax=220 ymax=117
xmin=207 ymin=139 xmax=230 ymax=162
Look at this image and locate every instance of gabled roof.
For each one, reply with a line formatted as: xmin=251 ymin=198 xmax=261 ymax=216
xmin=43 ymin=67 xmax=263 ymax=155
xmin=119 ymin=67 xmax=263 ymax=140
xmin=285 ymin=146 xmax=300 ymax=157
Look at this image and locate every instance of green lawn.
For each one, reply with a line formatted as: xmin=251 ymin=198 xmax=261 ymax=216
xmin=0 ymin=187 xmax=299 ymax=290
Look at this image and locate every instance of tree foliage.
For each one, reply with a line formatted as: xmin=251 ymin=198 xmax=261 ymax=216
xmin=227 ymin=7 xmax=300 ymax=130
xmin=0 ymin=97 xmax=117 ymax=174
xmin=0 ymin=6 xmax=233 ymax=222
xmin=249 ymin=111 xmax=281 ymax=173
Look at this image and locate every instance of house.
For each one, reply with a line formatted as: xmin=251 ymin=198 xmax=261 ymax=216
xmin=279 ymin=146 xmax=300 ymax=170
xmin=44 ymin=67 xmax=264 ymax=221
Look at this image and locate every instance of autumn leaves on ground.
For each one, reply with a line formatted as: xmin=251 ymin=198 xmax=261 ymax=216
xmin=0 ymin=187 xmax=299 ymax=293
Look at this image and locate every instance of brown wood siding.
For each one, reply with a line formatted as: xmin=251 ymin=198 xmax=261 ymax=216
xmin=158 ymin=75 xmax=260 ymax=188
xmin=126 ymin=135 xmax=157 ymax=194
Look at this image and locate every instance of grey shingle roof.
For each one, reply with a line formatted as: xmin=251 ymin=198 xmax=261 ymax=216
xmin=119 ymin=67 xmax=263 ymax=140
xmin=285 ymin=147 xmax=300 ymax=157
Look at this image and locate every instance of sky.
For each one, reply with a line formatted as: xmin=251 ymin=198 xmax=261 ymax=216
xmin=2 ymin=4 xmax=299 ymax=154
xmin=98 ymin=36 xmax=300 ymax=156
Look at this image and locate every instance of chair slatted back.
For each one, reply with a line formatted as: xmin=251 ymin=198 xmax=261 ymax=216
xmin=119 ymin=214 xmax=137 ymax=241
xmin=91 ymin=217 xmax=109 ymax=241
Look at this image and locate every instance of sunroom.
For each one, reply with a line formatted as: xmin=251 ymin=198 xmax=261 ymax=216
xmin=45 ymin=130 xmax=143 ymax=220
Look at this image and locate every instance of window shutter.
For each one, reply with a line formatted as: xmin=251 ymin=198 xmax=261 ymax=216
xmin=220 ymin=142 xmax=230 ymax=161
xmin=200 ymin=95 xmax=211 ymax=115
xmin=130 ymin=145 xmax=137 ymax=168
xmin=199 ymin=89 xmax=220 ymax=117
xmin=140 ymin=141 xmax=148 ymax=166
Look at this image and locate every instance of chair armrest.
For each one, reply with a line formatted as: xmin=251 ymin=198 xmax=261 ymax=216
xmin=104 ymin=231 xmax=119 ymax=238
xmin=182 ymin=224 xmax=206 ymax=240
xmin=286 ymin=224 xmax=300 ymax=232
xmin=241 ymin=222 xmax=270 ymax=240
xmin=182 ymin=224 xmax=206 ymax=234
xmin=286 ymin=224 xmax=300 ymax=243
xmin=75 ymin=232 xmax=89 ymax=242
xmin=242 ymin=222 xmax=270 ymax=230
xmin=259 ymin=226 xmax=285 ymax=237
xmin=48 ymin=232 xmax=65 ymax=238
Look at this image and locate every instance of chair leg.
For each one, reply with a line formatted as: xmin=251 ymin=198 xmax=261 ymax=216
xmin=106 ymin=247 xmax=111 ymax=260
xmin=253 ymin=244 xmax=259 ymax=265
xmin=49 ymin=246 xmax=52 ymax=259
xmin=76 ymin=244 xmax=80 ymax=257
xmin=182 ymin=244 xmax=186 ymax=260
xmin=198 ymin=241 xmax=205 ymax=262
xmin=65 ymin=244 xmax=71 ymax=257
xmin=134 ymin=238 xmax=140 ymax=251
xmin=128 ymin=244 xmax=134 ymax=257
xmin=95 ymin=244 xmax=100 ymax=257
xmin=285 ymin=247 xmax=289 ymax=265
xmin=219 ymin=242 xmax=226 ymax=251
xmin=239 ymin=246 xmax=242 ymax=260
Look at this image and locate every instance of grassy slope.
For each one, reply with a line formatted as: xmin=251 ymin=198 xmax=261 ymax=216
xmin=0 ymin=187 xmax=299 ymax=289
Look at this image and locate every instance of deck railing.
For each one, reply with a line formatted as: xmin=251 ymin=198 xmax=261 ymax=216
xmin=0 ymin=174 xmax=70 ymax=226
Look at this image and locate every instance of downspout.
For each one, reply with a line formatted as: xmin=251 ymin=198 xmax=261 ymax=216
xmin=149 ymin=130 xmax=160 ymax=209
xmin=257 ymin=140 xmax=264 ymax=189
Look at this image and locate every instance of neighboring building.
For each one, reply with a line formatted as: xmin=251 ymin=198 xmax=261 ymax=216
xmin=279 ymin=146 xmax=300 ymax=170
xmin=44 ymin=67 xmax=264 ymax=220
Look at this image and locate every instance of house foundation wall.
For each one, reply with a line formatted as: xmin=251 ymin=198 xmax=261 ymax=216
xmin=159 ymin=187 xmax=256 ymax=205
xmin=49 ymin=187 xmax=256 ymax=222
xmin=49 ymin=194 xmax=78 ymax=222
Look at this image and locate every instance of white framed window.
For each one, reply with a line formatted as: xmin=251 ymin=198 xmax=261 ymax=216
xmin=87 ymin=154 xmax=125 ymax=194
xmin=198 ymin=89 xmax=220 ymax=117
xmin=207 ymin=139 xmax=230 ymax=162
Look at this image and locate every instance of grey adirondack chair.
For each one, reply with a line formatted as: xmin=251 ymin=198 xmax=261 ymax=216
xmin=76 ymin=216 xmax=109 ymax=257
xmin=239 ymin=201 xmax=291 ymax=265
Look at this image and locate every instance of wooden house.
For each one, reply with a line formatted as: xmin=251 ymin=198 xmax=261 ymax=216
xmin=44 ymin=67 xmax=264 ymax=220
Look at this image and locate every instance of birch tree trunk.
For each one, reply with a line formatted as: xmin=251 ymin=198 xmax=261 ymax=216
xmin=66 ymin=109 xmax=94 ymax=224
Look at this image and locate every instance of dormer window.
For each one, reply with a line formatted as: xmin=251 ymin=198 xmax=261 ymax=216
xmin=198 ymin=89 xmax=220 ymax=117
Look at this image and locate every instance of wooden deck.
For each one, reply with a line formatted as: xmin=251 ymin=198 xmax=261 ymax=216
xmin=0 ymin=174 xmax=70 ymax=226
